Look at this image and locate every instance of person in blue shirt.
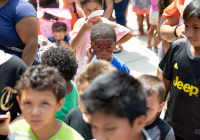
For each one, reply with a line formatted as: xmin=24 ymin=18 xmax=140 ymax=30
xmin=0 ymin=0 xmax=38 ymax=67
xmin=78 ymin=23 xmax=130 ymax=74
xmin=48 ymin=22 xmax=72 ymax=49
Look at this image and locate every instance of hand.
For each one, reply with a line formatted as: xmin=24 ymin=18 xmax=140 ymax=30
xmin=0 ymin=112 xmax=11 ymax=135
xmin=60 ymin=41 xmax=74 ymax=50
xmin=82 ymin=19 xmax=93 ymax=32
xmin=86 ymin=44 xmax=94 ymax=60
xmin=60 ymin=40 xmax=69 ymax=47
xmin=176 ymin=24 xmax=186 ymax=38
xmin=114 ymin=0 xmax=122 ymax=3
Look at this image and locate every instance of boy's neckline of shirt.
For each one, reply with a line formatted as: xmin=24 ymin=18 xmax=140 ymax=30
xmin=95 ymin=55 xmax=115 ymax=63
xmin=144 ymin=116 xmax=159 ymax=130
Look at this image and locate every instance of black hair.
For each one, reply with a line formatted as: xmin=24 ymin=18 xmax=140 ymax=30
xmin=15 ymin=65 xmax=67 ymax=102
xmin=158 ymin=0 xmax=173 ymax=15
xmin=183 ymin=0 xmax=200 ymax=22
xmin=41 ymin=47 xmax=78 ymax=81
xmin=90 ymin=23 xmax=116 ymax=43
xmin=81 ymin=72 xmax=147 ymax=125
xmin=80 ymin=0 xmax=103 ymax=8
xmin=52 ymin=22 xmax=67 ymax=32
xmin=137 ymin=74 xmax=166 ymax=103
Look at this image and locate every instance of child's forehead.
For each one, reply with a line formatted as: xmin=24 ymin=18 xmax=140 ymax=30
xmin=147 ymin=93 xmax=160 ymax=102
xmin=53 ymin=31 xmax=66 ymax=35
xmin=21 ymin=88 xmax=57 ymax=101
xmin=91 ymin=111 xmax=131 ymax=125
xmin=93 ymin=38 xmax=115 ymax=43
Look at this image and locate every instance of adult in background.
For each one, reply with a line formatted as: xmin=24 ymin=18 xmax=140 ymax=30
xmin=28 ymin=0 xmax=59 ymax=19
xmin=0 ymin=0 xmax=38 ymax=67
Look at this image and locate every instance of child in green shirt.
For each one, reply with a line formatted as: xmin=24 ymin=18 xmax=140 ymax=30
xmin=41 ymin=47 xmax=79 ymax=121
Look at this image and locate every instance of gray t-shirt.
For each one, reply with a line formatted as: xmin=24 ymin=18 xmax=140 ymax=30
xmin=145 ymin=117 xmax=175 ymax=140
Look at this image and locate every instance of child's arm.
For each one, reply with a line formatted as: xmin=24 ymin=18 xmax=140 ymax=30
xmin=160 ymin=10 xmax=185 ymax=42
xmin=70 ymin=19 xmax=93 ymax=51
xmin=161 ymin=77 xmax=170 ymax=101
xmin=109 ymin=21 xmax=133 ymax=45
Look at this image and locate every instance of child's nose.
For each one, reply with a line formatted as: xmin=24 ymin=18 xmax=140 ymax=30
xmin=31 ymin=106 xmax=40 ymax=116
xmin=186 ymin=28 xmax=194 ymax=37
xmin=102 ymin=48 xmax=106 ymax=53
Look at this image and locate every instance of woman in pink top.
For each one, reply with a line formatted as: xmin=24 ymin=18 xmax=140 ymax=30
xmin=70 ymin=0 xmax=133 ymax=68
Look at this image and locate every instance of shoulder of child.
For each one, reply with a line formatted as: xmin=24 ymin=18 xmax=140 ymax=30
xmin=8 ymin=119 xmax=34 ymax=139
xmin=73 ymin=19 xmax=83 ymax=29
xmin=10 ymin=119 xmax=29 ymax=130
xmin=171 ymin=38 xmax=188 ymax=50
xmin=112 ymin=56 xmax=130 ymax=73
xmin=156 ymin=117 xmax=175 ymax=140
xmin=61 ymin=121 xmax=84 ymax=140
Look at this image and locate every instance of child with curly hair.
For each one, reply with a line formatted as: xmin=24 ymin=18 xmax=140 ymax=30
xmin=41 ymin=47 xmax=79 ymax=121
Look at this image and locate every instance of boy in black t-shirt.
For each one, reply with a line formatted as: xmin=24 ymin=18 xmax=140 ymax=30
xmin=159 ymin=0 xmax=200 ymax=139
xmin=0 ymin=51 xmax=27 ymax=139
xmin=138 ymin=74 xmax=175 ymax=140
xmin=64 ymin=60 xmax=117 ymax=140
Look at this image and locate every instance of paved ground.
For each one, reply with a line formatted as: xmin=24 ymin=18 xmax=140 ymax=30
xmin=113 ymin=4 xmax=159 ymax=77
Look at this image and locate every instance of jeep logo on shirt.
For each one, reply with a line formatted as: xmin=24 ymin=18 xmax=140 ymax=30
xmin=173 ymin=76 xmax=199 ymax=97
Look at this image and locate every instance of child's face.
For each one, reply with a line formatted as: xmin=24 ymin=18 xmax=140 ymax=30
xmin=53 ymin=31 xmax=66 ymax=42
xmin=17 ymin=88 xmax=64 ymax=131
xmin=185 ymin=16 xmax=200 ymax=47
xmin=92 ymin=38 xmax=115 ymax=61
xmin=83 ymin=2 xmax=103 ymax=22
xmin=90 ymin=111 xmax=146 ymax=140
xmin=78 ymin=82 xmax=91 ymax=123
xmin=146 ymin=94 xmax=165 ymax=126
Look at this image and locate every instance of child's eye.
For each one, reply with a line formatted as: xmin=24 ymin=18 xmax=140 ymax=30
xmin=106 ymin=46 xmax=111 ymax=49
xmin=97 ymin=46 xmax=102 ymax=49
xmin=194 ymin=27 xmax=200 ymax=29
xmin=106 ymin=127 xmax=116 ymax=131
xmin=42 ymin=102 xmax=49 ymax=105
xmin=24 ymin=101 xmax=31 ymax=105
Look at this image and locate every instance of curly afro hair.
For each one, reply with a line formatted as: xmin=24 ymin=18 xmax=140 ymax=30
xmin=41 ymin=47 xmax=78 ymax=81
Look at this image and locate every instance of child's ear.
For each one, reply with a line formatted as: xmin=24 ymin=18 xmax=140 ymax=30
xmin=16 ymin=96 xmax=21 ymax=108
xmin=56 ymin=98 xmax=65 ymax=111
xmin=158 ymin=102 xmax=165 ymax=113
xmin=132 ymin=115 xmax=146 ymax=134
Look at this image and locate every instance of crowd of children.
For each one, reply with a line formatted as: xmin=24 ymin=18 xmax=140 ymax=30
xmin=1 ymin=0 xmax=200 ymax=140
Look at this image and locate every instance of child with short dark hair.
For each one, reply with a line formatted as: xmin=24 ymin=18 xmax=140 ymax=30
xmin=48 ymin=22 xmax=71 ymax=49
xmin=65 ymin=60 xmax=117 ymax=140
xmin=137 ymin=74 xmax=175 ymax=140
xmin=70 ymin=0 xmax=133 ymax=68
xmin=79 ymin=23 xmax=130 ymax=74
xmin=41 ymin=46 xmax=79 ymax=121
xmin=8 ymin=65 xmax=84 ymax=140
xmin=81 ymin=72 xmax=152 ymax=140
xmin=159 ymin=0 xmax=200 ymax=139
